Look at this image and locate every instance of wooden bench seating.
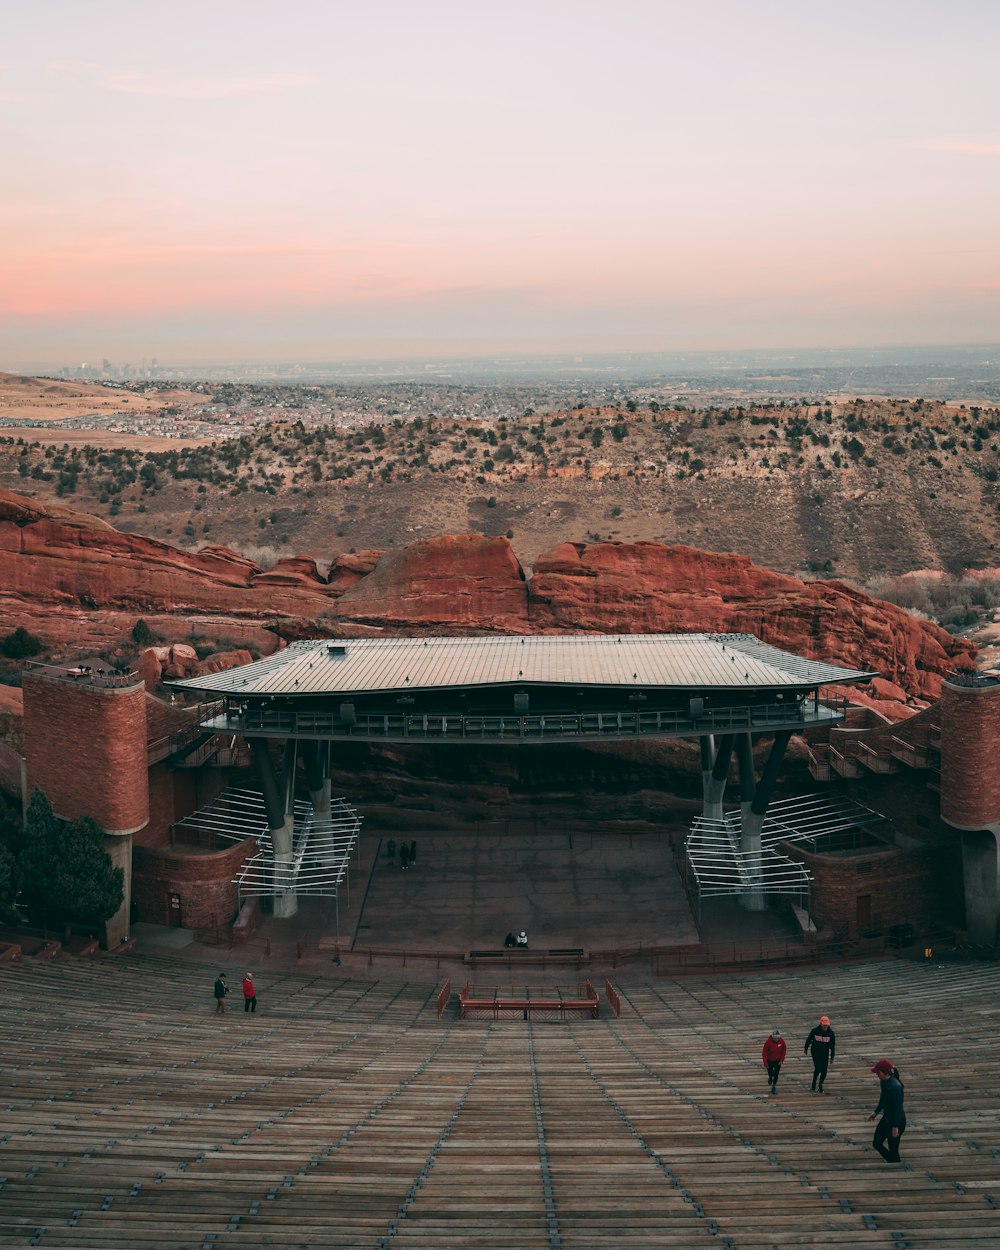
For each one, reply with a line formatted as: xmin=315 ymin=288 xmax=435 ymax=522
xmin=2 ymin=952 xmax=1000 ymax=1248
xmin=465 ymin=947 xmax=591 ymax=967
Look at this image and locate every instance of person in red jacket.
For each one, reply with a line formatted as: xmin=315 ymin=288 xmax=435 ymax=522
xmin=762 ymin=1029 xmax=787 ymax=1095
xmin=242 ymin=972 xmax=257 ymax=1014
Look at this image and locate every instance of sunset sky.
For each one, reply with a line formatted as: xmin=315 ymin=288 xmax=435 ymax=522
xmin=3 ymin=0 xmax=999 ymax=368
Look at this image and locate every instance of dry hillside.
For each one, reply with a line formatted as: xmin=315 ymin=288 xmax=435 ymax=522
xmin=2 ymin=395 xmax=999 ymax=581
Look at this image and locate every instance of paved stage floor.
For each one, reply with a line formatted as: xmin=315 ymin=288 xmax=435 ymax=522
xmin=163 ymin=828 xmax=805 ymax=981
xmin=349 ymin=829 xmax=696 ymax=953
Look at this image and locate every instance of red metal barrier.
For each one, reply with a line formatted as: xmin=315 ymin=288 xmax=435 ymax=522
xmin=458 ymin=980 xmax=599 ymax=1020
xmin=436 ymin=979 xmax=452 ymax=1015
xmin=605 ymin=979 xmax=622 ymax=1017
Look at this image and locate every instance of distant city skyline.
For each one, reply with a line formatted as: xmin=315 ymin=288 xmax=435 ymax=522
xmin=3 ymin=0 xmax=999 ymax=370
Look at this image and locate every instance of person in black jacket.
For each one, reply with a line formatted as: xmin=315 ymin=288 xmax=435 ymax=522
xmin=804 ymin=1014 xmax=836 ymax=1092
xmin=213 ymin=973 xmax=228 ymax=1014
xmin=868 ymin=1059 xmax=906 ymax=1163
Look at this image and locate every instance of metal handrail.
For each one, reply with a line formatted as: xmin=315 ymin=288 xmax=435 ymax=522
xmin=212 ymin=698 xmax=834 ymax=742
xmin=23 ymin=659 xmax=140 ymax=689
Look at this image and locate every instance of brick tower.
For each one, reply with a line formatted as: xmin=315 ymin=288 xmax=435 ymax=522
xmin=22 ymin=664 xmax=149 ymax=946
xmin=939 ymin=672 xmax=1000 ymax=946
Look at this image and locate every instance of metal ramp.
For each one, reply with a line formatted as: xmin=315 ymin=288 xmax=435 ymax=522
xmin=173 ymin=786 xmax=363 ymax=906
xmin=684 ymin=794 xmax=885 ymax=915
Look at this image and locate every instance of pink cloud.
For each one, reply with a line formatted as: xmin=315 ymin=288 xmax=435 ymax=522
xmin=104 ymin=70 xmax=315 ymax=98
xmin=915 ymin=139 xmax=1000 ymax=156
xmin=45 ymin=61 xmax=314 ymax=98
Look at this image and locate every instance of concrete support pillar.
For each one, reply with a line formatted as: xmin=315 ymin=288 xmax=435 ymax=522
xmin=703 ymin=734 xmax=735 ymax=822
xmin=960 ymin=828 xmax=1000 ymax=948
xmin=302 ymin=741 xmax=332 ymax=821
xmin=735 ymin=732 xmax=756 ymax=822
xmin=739 ymin=808 xmax=766 ymax=913
xmin=739 ymin=731 xmax=792 ymax=914
xmin=103 ymin=833 xmax=133 ymax=947
xmin=735 ymin=733 xmax=759 ymax=904
xmin=699 ymin=734 xmax=715 ymax=812
xmin=302 ymin=740 xmax=335 ymax=870
xmin=251 ymin=738 xmax=298 ymax=919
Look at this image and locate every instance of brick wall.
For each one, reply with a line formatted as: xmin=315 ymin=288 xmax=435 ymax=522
xmin=940 ymin=680 xmax=1000 ymax=830
xmin=0 ymin=741 xmax=23 ymax=805
xmin=132 ymin=837 xmax=255 ymax=930
xmin=139 ymin=763 xmax=230 ymax=850
xmin=783 ymin=840 xmax=952 ymax=935
xmin=23 ymin=672 xmax=149 ymax=835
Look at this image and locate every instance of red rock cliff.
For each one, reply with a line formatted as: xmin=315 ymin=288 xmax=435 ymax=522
xmin=528 ymin=541 xmax=972 ymax=699
xmin=0 ymin=491 xmax=974 ymax=703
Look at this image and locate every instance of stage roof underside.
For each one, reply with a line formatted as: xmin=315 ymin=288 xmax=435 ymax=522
xmin=173 ymin=633 xmax=876 ymax=699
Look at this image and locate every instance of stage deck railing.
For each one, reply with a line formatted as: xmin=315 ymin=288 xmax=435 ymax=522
xmin=207 ymin=698 xmax=848 ymax=743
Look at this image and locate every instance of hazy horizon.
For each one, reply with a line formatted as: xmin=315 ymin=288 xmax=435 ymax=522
xmin=3 ymin=1 xmax=998 ymax=368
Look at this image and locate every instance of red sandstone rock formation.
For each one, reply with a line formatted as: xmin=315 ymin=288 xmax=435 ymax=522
xmin=527 ymin=541 xmax=973 ymax=700
xmin=251 ymin=556 xmax=326 ymax=588
xmin=191 ymin=649 xmax=255 ymax=677
xmin=0 ymin=489 xmax=975 ymax=706
xmin=0 ymin=487 xmax=339 ymax=649
xmin=326 ymin=550 xmax=383 ymax=594
xmin=332 ymin=534 xmax=530 ymax=631
xmin=138 ymin=645 xmax=255 ymax=690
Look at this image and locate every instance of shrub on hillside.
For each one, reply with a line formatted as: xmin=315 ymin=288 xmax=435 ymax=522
xmin=0 ymin=626 xmax=42 ymax=660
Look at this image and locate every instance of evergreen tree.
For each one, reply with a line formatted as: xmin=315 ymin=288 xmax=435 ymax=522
xmin=0 ymin=845 xmax=19 ymax=922
xmin=131 ymin=618 xmax=155 ymax=646
xmin=0 ymin=625 xmax=42 ymax=659
xmin=20 ymin=791 xmax=124 ymax=933
xmin=0 ymin=795 xmax=23 ymax=920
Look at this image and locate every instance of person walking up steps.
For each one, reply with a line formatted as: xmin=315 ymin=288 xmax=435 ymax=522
xmin=242 ymin=972 xmax=257 ymax=1014
xmin=868 ymin=1059 xmax=906 ymax=1163
xmin=762 ymin=1029 xmax=786 ymax=1095
xmin=804 ymin=1014 xmax=836 ymax=1092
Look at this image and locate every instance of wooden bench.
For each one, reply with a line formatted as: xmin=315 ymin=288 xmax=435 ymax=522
xmin=3 ymin=949 xmax=1000 ymax=1249
xmin=464 ymin=947 xmax=590 ymax=967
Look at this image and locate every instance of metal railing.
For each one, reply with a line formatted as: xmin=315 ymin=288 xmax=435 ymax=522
xmin=855 ymin=740 xmax=898 ymax=774
xmin=212 ymin=698 xmax=840 ymax=743
xmin=147 ymin=700 xmax=227 ymax=765
xmin=829 ymin=742 xmax=861 ymax=778
xmin=23 ymin=659 xmax=140 ymax=689
xmin=888 ymin=735 xmax=931 ymax=769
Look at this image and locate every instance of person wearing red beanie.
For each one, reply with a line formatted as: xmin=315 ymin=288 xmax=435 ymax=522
xmin=868 ymin=1060 xmax=906 ymax=1163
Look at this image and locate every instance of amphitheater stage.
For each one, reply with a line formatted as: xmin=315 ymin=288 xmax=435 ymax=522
xmin=178 ymin=829 xmax=805 ymax=978
xmin=352 ymin=829 xmax=698 ymax=950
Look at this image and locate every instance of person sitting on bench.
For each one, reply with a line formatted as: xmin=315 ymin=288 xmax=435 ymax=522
xmin=516 ymin=931 xmax=528 ymax=947
xmin=504 ymin=931 xmax=516 ymax=948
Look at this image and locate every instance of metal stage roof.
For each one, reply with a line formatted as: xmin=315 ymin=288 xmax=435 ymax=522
xmin=173 ymin=633 xmax=876 ymax=698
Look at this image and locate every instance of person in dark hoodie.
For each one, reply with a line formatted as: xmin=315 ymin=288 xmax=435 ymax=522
xmin=762 ymin=1029 xmax=787 ymax=1095
xmin=804 ymin=1014 xmax=836 ymax=1092
xmin=868 ymin=1059 xmax=906 ymax=1163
